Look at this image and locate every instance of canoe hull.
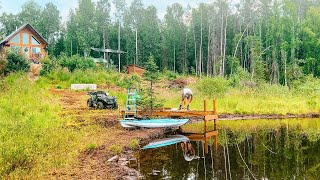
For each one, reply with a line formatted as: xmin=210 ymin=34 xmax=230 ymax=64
xmin=120 ymin=119 xmax=189 ymax=128
xmin=142 ymin=135 xmax=189 ymax=149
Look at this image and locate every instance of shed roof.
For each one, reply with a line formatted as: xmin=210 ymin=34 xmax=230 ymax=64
xmin=0 ymin=23 xmax=48 ymax=45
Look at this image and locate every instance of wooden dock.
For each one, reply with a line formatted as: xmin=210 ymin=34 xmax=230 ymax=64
xmin=121 ymin=99 xmax=219 ymax=154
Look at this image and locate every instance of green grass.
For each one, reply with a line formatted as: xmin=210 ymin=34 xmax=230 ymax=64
xmin=128 ymin=138 xmax=140 ymax=150
xmin=162 ymin=80 xmax=320 ymax=115
xmin=0 ymin=73 xmax=77 ymax=178
xmin=0 ymin=73 xmax=106 ymax=178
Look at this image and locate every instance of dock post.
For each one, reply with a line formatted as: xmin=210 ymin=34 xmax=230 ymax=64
xmin=204 ymin=100 xmax=207 ymax=133
xmin=213 ymin=99 xmax=217 ymax=115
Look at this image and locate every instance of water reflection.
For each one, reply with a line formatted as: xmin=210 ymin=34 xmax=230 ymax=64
xmin=136 ymin=119 xmax=320 ymax=179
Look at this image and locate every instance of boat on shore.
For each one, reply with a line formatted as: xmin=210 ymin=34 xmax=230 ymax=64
xmin=120 ymin=118 xmax=189 ymax=128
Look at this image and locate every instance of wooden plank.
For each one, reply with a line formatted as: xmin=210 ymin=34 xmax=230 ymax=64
xmin=205 ymin=131 xmax=218 ymax=137
xmin=205 ymin=115 xmax=218 ymax=121
xmin=122 ymin=110 xmax=217 ymax=117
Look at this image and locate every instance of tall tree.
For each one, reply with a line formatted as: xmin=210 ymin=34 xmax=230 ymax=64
xmin=75 ymin=0 xmax=98 ymax=56
xmin=113 ymin=0 xmax=126 ymax=72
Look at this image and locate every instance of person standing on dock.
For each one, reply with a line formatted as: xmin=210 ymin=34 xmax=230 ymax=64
xmin=179 ymin=88 xmax=193 ymax=110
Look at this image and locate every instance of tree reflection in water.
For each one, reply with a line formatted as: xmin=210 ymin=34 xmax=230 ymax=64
xmin=136 ymin=118 xmax=320 ymax=179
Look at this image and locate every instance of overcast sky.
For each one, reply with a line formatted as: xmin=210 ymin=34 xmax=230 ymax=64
xmin=1 ymin=0 xmax=214 ymax=22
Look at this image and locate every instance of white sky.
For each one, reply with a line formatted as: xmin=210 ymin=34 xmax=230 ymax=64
xmin=1 ymin=0 xmax=217 ymax=22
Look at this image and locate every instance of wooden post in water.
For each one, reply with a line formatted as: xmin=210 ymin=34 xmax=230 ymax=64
xmin=204 ymin=100 xmax=207 ymax=133
xmin=213 ymin=99 xmax=217 ymax=131
xmin=213 ymin=99 xmax=217 ymax=115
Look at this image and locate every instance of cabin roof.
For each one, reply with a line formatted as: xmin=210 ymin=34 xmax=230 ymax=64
xmin=0 ymin=23 xmax=48 ymax=45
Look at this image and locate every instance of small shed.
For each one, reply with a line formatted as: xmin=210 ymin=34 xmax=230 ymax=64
xmin=126 ymin=64 xmax=145 ymax=76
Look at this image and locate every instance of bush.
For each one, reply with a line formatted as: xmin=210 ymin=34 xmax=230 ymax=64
xmin=40 ymin=57 xmax=58 ymax=76
xmin=116 ymin=74 xmax=141 ymax=89
xmin=163 ymin=70 xmax=179 ymax=81
xmin=196 ymin=77 xmax=229 ymax=99
xmin=58 ymin=54 xmax=96 ymax=72
xmin=292 ymin=75 xmax=320 ymax=95
xmin=3 ymin=52 xmax=29 ymax=75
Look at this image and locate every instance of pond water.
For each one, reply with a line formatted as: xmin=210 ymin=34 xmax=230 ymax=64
xmin=134 ymin=118 xmax=320 ymax=179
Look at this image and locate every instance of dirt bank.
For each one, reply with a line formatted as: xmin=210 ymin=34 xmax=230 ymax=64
xmin=218 ymin=113 xmax=320 ymax=120
xmin=48 ymin=89 xmax=167 ymax=179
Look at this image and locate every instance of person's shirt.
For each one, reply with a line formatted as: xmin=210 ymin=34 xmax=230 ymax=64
xmin=183 ymin=88 xmax=193 ymax=96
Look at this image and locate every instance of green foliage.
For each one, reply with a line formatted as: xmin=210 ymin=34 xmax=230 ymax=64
xmin=116 ymin=74 xmax=141 ymax=89
xmin=0 ymin=74 xmax=79 ymax=177
xmin=109 ymin=144 xmax=122 ymax=155
xmin=4 ymin=51 xmax=29 ymax=75
xmin=163 ymin=70 xmax=179 ymax=81
xmin=40 ymin=68 xmax=121 ymax=89
xmin=196 ymin=77 xmax=229 ymax=99
xmin=57 ymin=54 xmax=97 ymax=72
xmin=228 ymin=67 xmax=251 ymax=88
xmin=128 ymin=139 xmax=140 ymax=150
xmin=40 ymin=56 xmax=57 ymax=75
xmin=292 ymin=75 xmax=320 ymax=95
xmin=85 ymin=143 xmax=97 ymax=151
xmin=143 ymin=55 xmax=160 ymax=82
xmin=138 ymin=55 xmax=164 ymax=110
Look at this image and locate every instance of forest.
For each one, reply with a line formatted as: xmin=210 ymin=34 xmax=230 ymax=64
xmin=1 ymin=0 xmax=320 ymax=86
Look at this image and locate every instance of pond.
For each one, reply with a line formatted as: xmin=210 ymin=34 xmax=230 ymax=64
xmin=134 ymin=118 xmax=320 ymax=179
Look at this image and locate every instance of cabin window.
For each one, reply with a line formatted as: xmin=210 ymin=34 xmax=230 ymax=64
xmin=23 ymin=33 xmax=29 ymax=44
xmin=32 ymin=36 xmax=40 ymax=45
xmin=32 ymin=47 xmax=41 ymax=54
xmin=9 ymin=34 xmax=20 ymax=43
xmin=10 ymin=46 xmax=21 ymax=53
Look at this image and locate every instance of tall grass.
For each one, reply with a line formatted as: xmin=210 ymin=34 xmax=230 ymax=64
xmin=162 ymin=77 xmax=320 ymax=114
xmin=0 ymin=73 xmax=82 ymax=178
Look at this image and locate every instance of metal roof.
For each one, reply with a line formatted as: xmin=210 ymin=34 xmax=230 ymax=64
xmin=0 ymin=23 xmax=48 ymax=45
xmin=91 ymin=47 xmax=127 ymax=54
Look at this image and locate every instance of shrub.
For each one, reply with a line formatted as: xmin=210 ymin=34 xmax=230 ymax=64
xmin=40 ymin=56 xmax=58 ymax=75
xmin=163 ymin=70 xmax=179 ymax=81
xmin=128 ymin=139 xmax=140 ymax=150
xmin=58 ymin=54 xmax=96 ymax=72
xmin=3 ymin=52 xmax=29 ymax=75
xmin=196 ymin=77 xmax=229 ymax=99
xmin=116 ymin=74 xmax=141 ymax=89
xmin=109 ymin=144 xmax=122 ymax=155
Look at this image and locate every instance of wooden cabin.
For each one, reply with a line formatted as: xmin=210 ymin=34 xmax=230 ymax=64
xmin=126 ymin=64 xmax=145 ymax=76
xmin=0 ymin=24 xmax=48 ymax=61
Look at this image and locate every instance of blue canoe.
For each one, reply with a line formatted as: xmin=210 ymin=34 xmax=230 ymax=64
xmin=142 ymin=135 xmax=189 ymax=149
xmin=120 ymin=119 xmax=189 ymax=128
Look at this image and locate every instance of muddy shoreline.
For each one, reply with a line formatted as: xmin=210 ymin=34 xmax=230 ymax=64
xmin=218 ymin=113 xmax=320 ymax=120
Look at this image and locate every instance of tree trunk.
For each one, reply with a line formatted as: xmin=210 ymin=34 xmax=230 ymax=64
xmin=194 ymin=27 xmax=197 ymax=76
xmin=200 ymin=10 xmax=203 ymax=78
xmin=135 ymin=28 xmax=138 ymax=65
xmin=223 ymin=11 xmax=228 ymax=77
xmin=174 ymin=44 xmax=176 ymax=73
xmin=220 ymin=5 xmax=224 ymax=76
xmin=184 ymin=31 xmax=188 ymax=74
xmin=118 ymin=21 xmax=121 ymax=73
